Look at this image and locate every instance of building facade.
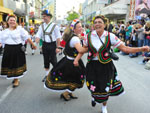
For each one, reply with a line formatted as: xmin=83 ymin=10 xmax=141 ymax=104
xmin=0 ymin=0 xmax=35 ymax=25
xmin=0 ymin=0 xmax=13 ymax=22
xmin=82 ymin=0 xmax=130 ymax=23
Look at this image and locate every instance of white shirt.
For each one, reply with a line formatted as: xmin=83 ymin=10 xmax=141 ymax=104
xmin=119 ymin=24 xmax=126 ymax=32
xmin=0 ymin=26 xmax=29 ymax=45
xmin=36 ymin=22 xmax=61 ymax=42
xmin=84 ymin=30 xmax=122 ymax=60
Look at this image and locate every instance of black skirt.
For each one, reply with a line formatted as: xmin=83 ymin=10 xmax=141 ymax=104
xmin=86 ymin=60 xmax=124 ymax=103
xmin=0 ymin=44 xmax=27 ymax=79
xmin=45 ymin=57 xmax=86 ymax=92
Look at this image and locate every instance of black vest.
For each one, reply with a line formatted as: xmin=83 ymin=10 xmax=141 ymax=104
xmin=64 ymin=34 xmax=78 ymax=58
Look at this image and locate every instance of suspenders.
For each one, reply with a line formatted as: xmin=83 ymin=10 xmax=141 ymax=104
xmin=41 ymin=23 xmax=56 ymax=42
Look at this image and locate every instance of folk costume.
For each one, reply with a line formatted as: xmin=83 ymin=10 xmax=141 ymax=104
xmin=45 ymin=34 xmax=85 ymax=92
xmin=36 ymin=22 xmax=61 ymax=69
xmin=0 ymin=26 xmax=29 ymax=79
xmin=85 ymin=30 xmax=124 ymax=103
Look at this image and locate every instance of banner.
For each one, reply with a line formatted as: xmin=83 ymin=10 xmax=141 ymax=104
xmin=129 ymin=0 xmax=135 ymax=20
xmin=135 ymin=0 xmax=150 ymax=19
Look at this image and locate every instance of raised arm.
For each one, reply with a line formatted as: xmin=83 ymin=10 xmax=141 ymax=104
xmin=117 ymin=43 xmax=150 ymax=53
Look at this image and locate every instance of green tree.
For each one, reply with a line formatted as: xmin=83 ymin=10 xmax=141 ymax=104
xmin=66 ymin=11 xmax=79 ymax=22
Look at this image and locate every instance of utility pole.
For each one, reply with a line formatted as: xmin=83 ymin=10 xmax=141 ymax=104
xmin=25 ymin=0 xmax=29 ymax=30
xmin=54 ymin=0 xmax=56 ymax=21
xmin=42 ymin=0 xmax=44 ymax=8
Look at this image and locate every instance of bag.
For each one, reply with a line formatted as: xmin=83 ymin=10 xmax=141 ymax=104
xmin=108 ymin=50 xmax=119 ymax=60
xmin=146 ymin=36 xmax=150 ymax=40
xmin=145 ymin=60 xmax=150 ymax=70
xmin=21 ymin=45 xmax=26 ymax=52
xmin=113 ymin=48 xmax=120 ymax=52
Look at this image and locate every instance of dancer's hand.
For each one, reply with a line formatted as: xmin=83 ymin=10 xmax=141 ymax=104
xmin=141 ymin=46 xmax=150 ymax=52
xmin=73 ymin=60 xmax=79 ymax=67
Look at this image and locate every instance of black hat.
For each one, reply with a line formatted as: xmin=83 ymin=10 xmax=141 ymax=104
xmin=41 ymin=10 xmax=52 ymax=17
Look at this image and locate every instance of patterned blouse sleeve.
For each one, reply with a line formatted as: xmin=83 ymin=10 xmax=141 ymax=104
xmin=110 ymin=32 xmax=123 ymax=48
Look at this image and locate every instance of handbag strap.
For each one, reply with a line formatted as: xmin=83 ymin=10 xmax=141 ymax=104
xmin=97 ymin=32 xmax=112 ymax=52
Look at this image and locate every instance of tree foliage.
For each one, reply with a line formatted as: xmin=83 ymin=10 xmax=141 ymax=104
xmin=66 ymin=11 xmax=79 ymax=22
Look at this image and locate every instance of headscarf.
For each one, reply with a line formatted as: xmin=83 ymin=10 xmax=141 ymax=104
xmin=70 ymin=19 xmax=80 ymax=30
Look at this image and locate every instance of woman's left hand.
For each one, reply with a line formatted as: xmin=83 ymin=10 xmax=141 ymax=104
xmin=73 ymin=60 xmax=79 ymax=67
xmin=141 ymin=46 xmax=150 ymax=52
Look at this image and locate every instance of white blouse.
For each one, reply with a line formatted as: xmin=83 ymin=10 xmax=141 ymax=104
xmin=69 ymin=36 xmax=80 ymax=48
xmin=0 ymin=26 xmax=29 ymax=45
xmin=84 ymin=30 xmax=122 ymax=60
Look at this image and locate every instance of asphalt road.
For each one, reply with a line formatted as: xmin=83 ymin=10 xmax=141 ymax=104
xmin=0 ymin=47 xmax=150 ymax=113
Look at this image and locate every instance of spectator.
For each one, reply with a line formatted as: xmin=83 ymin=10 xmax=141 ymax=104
xmin=143 ymin=21 xmax=150 ymax=46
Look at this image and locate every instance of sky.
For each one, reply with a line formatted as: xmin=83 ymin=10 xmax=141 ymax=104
xmin=56 ymin=0 xmax=86 ymax=19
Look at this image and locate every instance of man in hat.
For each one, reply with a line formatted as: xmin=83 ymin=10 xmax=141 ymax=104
xmin=36 ymin=9 xmax=61 ymax=82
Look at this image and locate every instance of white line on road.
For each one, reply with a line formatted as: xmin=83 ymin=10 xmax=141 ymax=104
xmin=0 ymin=86 xmax=13 ymax=104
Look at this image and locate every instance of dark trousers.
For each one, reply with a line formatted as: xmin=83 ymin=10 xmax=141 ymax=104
xmin=42 ymin=41 xmax=57 ymax=69
xmin=0 ymin=47 xmax=2 ymax=55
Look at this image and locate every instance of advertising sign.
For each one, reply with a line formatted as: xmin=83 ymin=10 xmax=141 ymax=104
xmin=135 ymin=0 xmax=150 ymax=18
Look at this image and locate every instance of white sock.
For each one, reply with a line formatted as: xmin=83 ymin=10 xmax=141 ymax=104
xmin=32 ymin=50 xmax=35 ymax=53
xmin=102 ymin=105 xmax=107 ymax=113
xmin=45 ymin=70 xmax=49 ymax=76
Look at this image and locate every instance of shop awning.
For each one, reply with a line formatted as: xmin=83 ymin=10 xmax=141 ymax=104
xmin=0 ymin=6 xmax=13 ymax=14
xmin=101 ymin=4 xmax=127 ymax=16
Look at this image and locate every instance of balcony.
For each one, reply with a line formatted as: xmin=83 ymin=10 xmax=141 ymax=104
xmin=3 ymin=0 xmax=26 ymax=16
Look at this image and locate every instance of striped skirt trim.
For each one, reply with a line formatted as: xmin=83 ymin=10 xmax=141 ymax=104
xmin=0 ymin=64 xmax=27 ymax=79
xmin=45 ymin=74 xmax=85 ymax=92
xmin=92 ymin=81 xmax=124 ymax=103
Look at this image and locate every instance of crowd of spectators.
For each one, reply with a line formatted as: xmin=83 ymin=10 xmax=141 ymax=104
xmin=107 ymin=19 xmax=150 ymax=69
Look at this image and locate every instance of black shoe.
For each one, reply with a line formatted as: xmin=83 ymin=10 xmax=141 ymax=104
xmin=42 ymin=76 xmax=47 ymax=82
xmin=69 ymin=93 xmax=78 ymax=99
xmin=60 ymin=94 xmax=70 ymax=101
xmin=12 ymin=79 xmax=15 ymax=84
xmin=91 ymin=100 xmax=96 ymax=107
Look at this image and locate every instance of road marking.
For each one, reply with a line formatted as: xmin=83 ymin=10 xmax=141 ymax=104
xmin=0 ymin=86 xmax=13 ymax=104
